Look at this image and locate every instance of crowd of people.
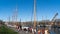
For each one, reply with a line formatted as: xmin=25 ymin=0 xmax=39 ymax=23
xmin=16 ymin=25 xmax=49 ymax=34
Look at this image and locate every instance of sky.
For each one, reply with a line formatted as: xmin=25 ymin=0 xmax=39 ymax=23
xmin=0 ymin=0 xmax=60 ymax=22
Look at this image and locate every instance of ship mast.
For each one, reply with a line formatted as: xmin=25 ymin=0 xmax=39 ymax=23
xmin=33 ymin=0 xmax=36 ymax=33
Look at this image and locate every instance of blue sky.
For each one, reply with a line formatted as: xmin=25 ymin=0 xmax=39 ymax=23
xmin=0 ymin=0 xmax=60 ymax=22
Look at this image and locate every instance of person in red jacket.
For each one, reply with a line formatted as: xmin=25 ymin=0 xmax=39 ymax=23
xmin=42 ymin=29 xmax=45 ymax=34
xmin=38 ymin=29 xmax=41 ymax=34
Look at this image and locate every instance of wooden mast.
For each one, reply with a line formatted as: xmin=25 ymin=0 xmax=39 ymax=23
xmin=34 ymin=0 xmax=36 ymax=31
